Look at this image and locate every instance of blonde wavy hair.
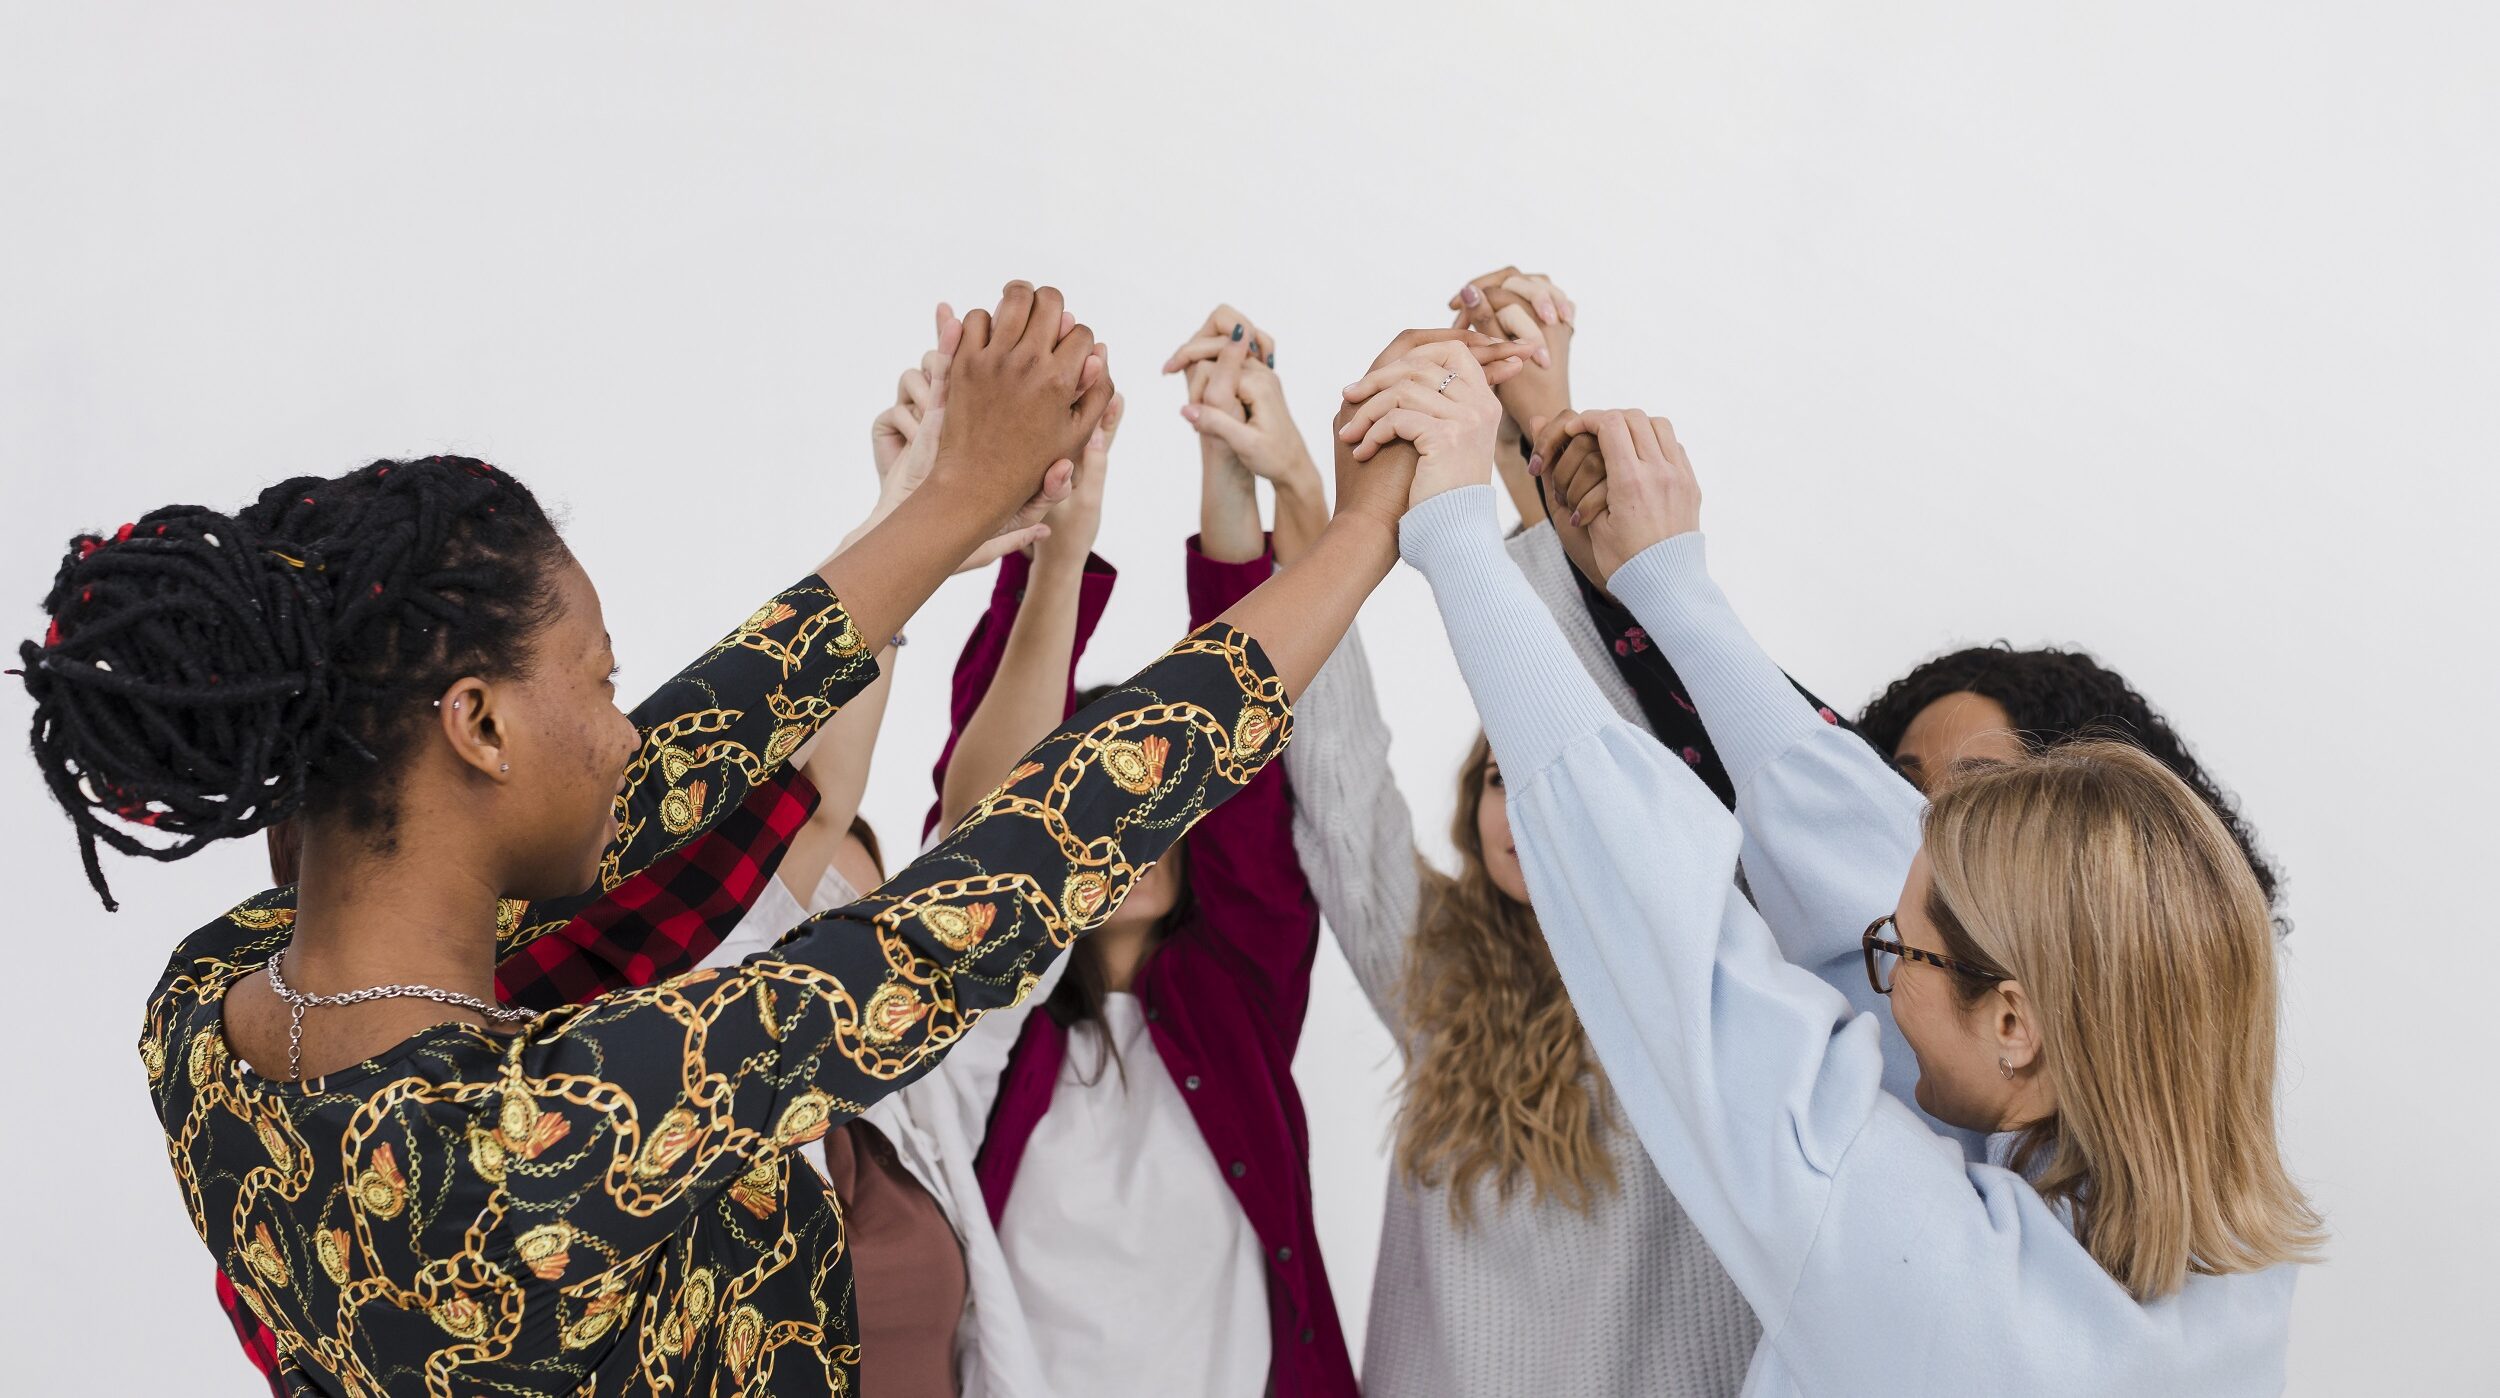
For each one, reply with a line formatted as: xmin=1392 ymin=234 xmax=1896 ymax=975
xmin=1393 ymin=734 xmax=1617 ymax=1223
xmin=1922 ymin=740 xmax=2325 ymax=1300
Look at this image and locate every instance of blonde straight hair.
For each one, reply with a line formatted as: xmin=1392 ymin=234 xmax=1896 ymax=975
xmin=1394 ymin=735 xmax=1618 ymax=1223
xmin=1922 ymin=740 xmax=2325 ymax=1300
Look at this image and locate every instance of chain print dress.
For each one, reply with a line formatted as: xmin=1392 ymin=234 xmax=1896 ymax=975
xmin=142 ymin=575 xmax=1291 ymax=1397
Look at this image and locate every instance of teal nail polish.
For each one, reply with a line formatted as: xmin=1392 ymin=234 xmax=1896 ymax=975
xmin=1231 ymin=324 xmax=1244 ymax=341
xmin=1266 ymin=352 xmax=1276 ymax=368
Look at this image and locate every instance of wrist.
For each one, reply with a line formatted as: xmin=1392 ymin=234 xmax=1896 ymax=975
xmin=1029 ymin=537 xmax=1094 ymax=576
xmin=1313 ymin=507 xmax=1401 ymax=574
xmin=1502 ymin=383 xmax=1571 ymax=435
xmin=1269 ymin=454 xmax=1326 ymax=506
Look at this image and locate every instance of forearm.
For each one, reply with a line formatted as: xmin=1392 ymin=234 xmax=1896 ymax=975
xmin=801 ymin=645 xmax=894 ymax=829
xmin=939 ymin=552 xmax=1086 ymax=830
xmin=1606 ymin=534 xmax=1940 ymax=1114
xmin=1283 ymin=632 xmax=1426 ymax=1027
xmin=1494 ymin=418 xmax=1543 ymax=523
xmin=776 ymin=651 xmax=893 ymax=899
xmin=817 ymin=482 xmax=995 ymax=658
xmin=1211 ymin=513 xmax=1398 ymax=700
xmin=1199 ymin=456 xmax=1265 ymax=564
xmin=1269 ymin=467 xmax=1330 ymax=567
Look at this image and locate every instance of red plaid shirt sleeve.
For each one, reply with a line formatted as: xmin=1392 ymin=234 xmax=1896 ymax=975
xmin=494 ymin=770 xmax=819 ymax=1010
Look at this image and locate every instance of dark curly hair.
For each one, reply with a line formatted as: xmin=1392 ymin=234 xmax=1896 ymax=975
xmin=20 ymin=456 xmax=570 ymax=909
xmin=1857 ymin=644 xmax=2283 ymax=914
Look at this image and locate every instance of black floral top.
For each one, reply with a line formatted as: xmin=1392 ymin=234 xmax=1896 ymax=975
xmin=142 ymin=575 xmax=1289 ymax=1397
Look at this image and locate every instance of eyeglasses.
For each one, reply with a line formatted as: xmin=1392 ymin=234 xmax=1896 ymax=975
xmin=1861 ymin=915 xmax=2007 ymax=996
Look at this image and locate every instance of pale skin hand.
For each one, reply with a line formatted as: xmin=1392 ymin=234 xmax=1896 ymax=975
xmin=1338 ymin=340 xmax=1504 ymax=507
xmin=1172 ymin=308 xmax=1329 ymax=564
xmin=1450 ymin=267 xmax=1576 ymax=518
xmin=1160 ymin=303 xmax=1277 ymax=375
xmin=1538 ymin=407 xmax=1704 ymax=585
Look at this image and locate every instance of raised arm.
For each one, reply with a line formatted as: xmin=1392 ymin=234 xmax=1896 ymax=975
xmin=1399 ymin=474 xmax=2209 ymax=1394
xmin=505 ymin=620 xmax=1290 ymax=1246
xmin=1281 ymin=628 xmax=1425 ymax=1030
xmin=1545 ymin=409 xmax=1942 ymax=1119
xmin=1172 ymin=305 xmax=1331 ymax=565
xmin=1451 ymin=265 xmax=1572 ymax=523
xmin=1166 ymin=493 xmax=1323 ymax=1016
xmin=504 ymin=404 xmax=1411 ymax=1237
xmin=512 ymin=284 xmax=1105 ymax=942
xmin=937 ymin=394 xmax=1122 ymax=833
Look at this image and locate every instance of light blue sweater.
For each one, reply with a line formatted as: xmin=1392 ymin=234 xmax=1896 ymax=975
xmin=1398 ymin=486 xmax=2298 ymax=1398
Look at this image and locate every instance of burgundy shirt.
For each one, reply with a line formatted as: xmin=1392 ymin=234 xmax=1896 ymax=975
xmin=937 ymin=540 xmax=1357 ymax=1398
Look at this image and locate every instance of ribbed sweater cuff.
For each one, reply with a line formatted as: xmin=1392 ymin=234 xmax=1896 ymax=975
xmin=1607 ymin=532 xmax=1832 ymax=791
xmin=1400 ymin=486 xmax=1622 ymax=778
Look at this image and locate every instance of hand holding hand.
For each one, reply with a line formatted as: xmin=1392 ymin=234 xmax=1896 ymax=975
xmin=840 ymin=304 xmax=1067 ymax=573
xmin=1533 ymin=408 xmax=1702 ymax=584
xmin=1181 ymin=337 xmax=1319 ymax=490
xmin=1339 ymin=338 xmax=1504 ymax=507
xmin=1451 ymin=267 xmax=1575 ymax=430
xmin=1161 ymin=304 xmax=1276 ymax=375
xmin=933 ymin=281 xmax=1114 ymax=527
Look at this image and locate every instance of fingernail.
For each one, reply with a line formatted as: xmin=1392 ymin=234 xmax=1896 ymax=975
xmin=1536 ymin=347 xmax=1552 ymax=366
xmin=1181 ymin=404 xmax=1201 ymax=423
xmin=1341 ymin=383 xmax=1362 ymax=397
xmin=1090 ymin=428 xmax=1106 ymax=449
xmin=1528 ymin=454 xmax=1544 ymax=474
xmin=1570 ymin=509 xmax=1584 ymax=526
xmin=1461 ymin=284 xmax=1482 ymax=306
xmin=1231 ymin=324 xmax=1243 ymax=341
xmin=1266 ymin=352 xmax=1276 ymax=368
xmin=1539 ymin=301 xmax=1558 ymax=324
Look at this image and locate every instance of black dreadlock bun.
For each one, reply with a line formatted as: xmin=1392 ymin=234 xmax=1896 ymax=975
xmin=1857 ymin=643 xmax=2284 ymax=914
xmin=20 ymin=456 xmax=568 ymax=908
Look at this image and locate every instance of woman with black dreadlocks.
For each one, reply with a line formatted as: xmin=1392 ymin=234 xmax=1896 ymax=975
xmin=23 ymin=287 xmax=1423 ymax=1398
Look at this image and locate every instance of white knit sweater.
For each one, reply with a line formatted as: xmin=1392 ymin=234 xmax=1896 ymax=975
xmin=1283 ymin=524 xmax=1760 ymax=1398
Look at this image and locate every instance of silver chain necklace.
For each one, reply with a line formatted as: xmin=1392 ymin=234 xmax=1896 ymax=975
xmin=265 ymin=946 xmax=536 ymax=1082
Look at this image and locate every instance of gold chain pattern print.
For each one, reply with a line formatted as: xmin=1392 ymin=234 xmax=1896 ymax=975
xmin=502 ymin=580 xmax=873 ymax=962
xmin=143 ymin=604 xmax=1285 ymax=1397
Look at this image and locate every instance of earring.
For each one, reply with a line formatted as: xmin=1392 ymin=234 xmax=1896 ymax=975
xmin=499 ymin=763 xmax=510 ymax=773
xmin=1998 ymin=1057 xmax=2015 ymax=1082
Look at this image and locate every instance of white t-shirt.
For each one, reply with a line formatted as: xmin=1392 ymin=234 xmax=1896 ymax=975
xmin=997 ymin=993 xmax=1270 ymax=1398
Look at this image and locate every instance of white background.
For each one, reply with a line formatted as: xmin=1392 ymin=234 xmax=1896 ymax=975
xmin=2 ymin=3 xmax=2492 ymax=1393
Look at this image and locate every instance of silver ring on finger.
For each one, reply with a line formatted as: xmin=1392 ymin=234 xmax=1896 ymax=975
xmin=1435 ymin=370 xmax=1459 ymax=394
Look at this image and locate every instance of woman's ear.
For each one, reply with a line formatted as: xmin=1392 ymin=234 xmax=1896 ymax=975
xmin=434 ymin=677 xmax=508 ymax=780
xmin=1990 ymin=981 xmax=2044 ymax=1074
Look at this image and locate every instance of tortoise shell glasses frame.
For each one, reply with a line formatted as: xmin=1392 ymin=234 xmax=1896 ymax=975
xmin=1861 ymin=914 xmax=2007 ymax=996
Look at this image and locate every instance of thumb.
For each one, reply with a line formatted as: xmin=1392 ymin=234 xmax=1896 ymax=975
xmin=931 ymin=303 xmax=962 ymax=405
xmin=1091 ymin=392 xmax=1127 ymax=460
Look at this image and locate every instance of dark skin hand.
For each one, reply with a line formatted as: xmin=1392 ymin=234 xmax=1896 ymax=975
xmin=227 ymin=281 xmax=1115 ymax=1082
xmin=1527 ymin=408 xmax=1609 ymax=591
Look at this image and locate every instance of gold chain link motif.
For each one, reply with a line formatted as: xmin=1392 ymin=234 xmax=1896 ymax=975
xmin=145 ymin=610 xmax=1283 ymax=1396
